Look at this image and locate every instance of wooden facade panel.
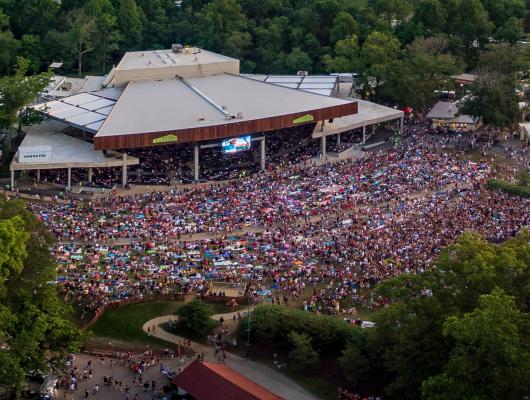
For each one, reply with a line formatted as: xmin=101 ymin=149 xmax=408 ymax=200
xmin=94 ymin=102 xmax=357 ymax=150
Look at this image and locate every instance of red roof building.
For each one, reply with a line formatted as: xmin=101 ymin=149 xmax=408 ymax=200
xmin=172 ymin=360 xmax=284 ymax=400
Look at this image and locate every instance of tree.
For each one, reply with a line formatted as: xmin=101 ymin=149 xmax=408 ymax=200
xmin=67 ymin=9 xmax=96 ymax=76
xmin=360 ymin=31 xmax=401 ymax=98
xmin=19 ymin=35 xmax=43 ymax=74
xmin=422 ymin=289 xmax=530 ymax=400
xmin=175 ymin=300 xmax=216 ymax=338
xmin=339 ymin=342 xmax=370 ymax=387
xmin=450 ymin=0 xmax=494 ymax=60
xmin=0 ymin=10 xmax=19 ymax=75
xmin=285 ymin=47 xmax=313 ymax=73
xmin=3 ymin=0 xmax=59 ymax=37
xmin=89 ymin=11 xmax=121 ymax=72
xmin=372 ymin=0 xmax=413 ymax=22
xmin=329 ymin=11 xmax=358 ymax=43
xmin=381 ymin=37 xmax=458 ymax=110
xmin=372 ymin=231 xmax=530 ymax=399
xmin=413 ymin=0 xmax=447 ymax=34
xmin=482 ymin=0 xmax=526 ymax=28
xmin=118 ymin=0 xmax=143 ymax=50
xmin=287 ymin=331 xmax=319 ymax=371
xmin=495 ymin=17 xmax=524 ymax=43
xmin=196 ymin=0 xmax=249 ymax=54
xmin=461 ymin=44 xmax=522 ymax=128
xmin=0 ymin=199 xmax=84 ymax=398
xmin=0 ymin=58 xmax=52 ymax=150
xmin=323 ymin=35 xmax=360 ymax=73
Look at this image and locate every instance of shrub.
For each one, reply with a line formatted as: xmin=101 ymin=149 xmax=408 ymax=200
xmin=288 ymin=331 xmax=319 ymax=371
xmin=175 ymin=300 xmax=216 ymax=338
xmin=517 ymin=170 xmax=530 ymax=187
xmin=486 ymin=179 xmax=530 ymax=198
xmin=239 ymin=305 xmax=364 ymax=353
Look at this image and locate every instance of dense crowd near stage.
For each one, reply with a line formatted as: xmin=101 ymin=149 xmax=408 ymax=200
xmin=23 ymin=123 xmax=529 ymax=322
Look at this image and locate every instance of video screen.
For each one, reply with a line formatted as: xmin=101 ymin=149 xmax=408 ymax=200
xmin=221 ymin=136 xmax=251 ymax=154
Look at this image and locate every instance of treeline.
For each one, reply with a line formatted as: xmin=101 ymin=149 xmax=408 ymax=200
xmin=0 ymin=0 xmax=528 ymax=76
xmin=241 ymin=232 xmax=530 ymax=400
xmin=0 ymin=0 xmax=529 ymax=121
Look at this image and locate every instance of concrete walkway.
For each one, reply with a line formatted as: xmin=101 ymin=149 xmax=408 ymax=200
xmin=142 ymin=311 xmax=321 ymax=400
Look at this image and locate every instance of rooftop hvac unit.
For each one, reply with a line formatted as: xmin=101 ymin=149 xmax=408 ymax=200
xmin=236 ymin=112 xmax=243 ymax=119
xmin=171 ymin=44 xmax=184 ymax=53
xmin=297 ymin=71 xmax=309 ymax=76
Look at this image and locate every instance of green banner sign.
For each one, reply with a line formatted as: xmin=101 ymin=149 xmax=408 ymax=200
xmin=293 ymin=114 xmax=314 ymax=124
xmin=153 ymin=134 xmax=178 ymax=144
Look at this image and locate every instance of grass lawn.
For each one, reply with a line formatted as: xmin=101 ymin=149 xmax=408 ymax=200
xmin=90 ymin=301 xmax=183 ymax=347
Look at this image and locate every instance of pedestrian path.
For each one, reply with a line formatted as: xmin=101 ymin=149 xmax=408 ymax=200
xmin=142 ymin=311 xmax=321 ymax=400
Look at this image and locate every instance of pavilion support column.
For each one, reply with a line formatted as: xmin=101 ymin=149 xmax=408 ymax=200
xmin=67 ymin=168 xmax=71 ymax=191
xmin=260 ymin=137 xmax=266 ymax=172
xmin=337 ymin=132 xmax=341 ymax=146
xmin=399 ymin=116 xmax=404 ymax=135
xmin=88 ymin=167 xmax=93 ymax=183
xmin=36 ymin=169 xmax=40 ymax=182
xmin=321 ymin=134 xmax=327 ymax=157
xmin=362 ymin=125 xmax=366 ymax=145
xmin=10 ymin=170 xmax=14 ymax=190
xmin=122 ymin=153 xmax=128 ymax=188
xmin=194 ymin=143 xmax=199 ymax=182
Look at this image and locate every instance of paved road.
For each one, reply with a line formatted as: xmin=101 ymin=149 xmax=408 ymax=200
xmin=142 ymin=312 xmax=321 ymax=400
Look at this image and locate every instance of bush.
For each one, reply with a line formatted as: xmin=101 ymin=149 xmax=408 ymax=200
xmin=288 ymin=331 xmax=319 ymax=371
xmin=486 ymin=179 xmax=530 ymax=198
xmin=239 ymin=305 xmax=365 ymax=353
xmin=174 ymin=300 xmax=216 ymax=338
xmin=517 ymin=170 xmax=530 ymax=187
xmin=339 ymin=342 xmax=370 ymax=386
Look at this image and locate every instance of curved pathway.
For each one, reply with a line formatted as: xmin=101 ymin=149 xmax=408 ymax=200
xmin=142 ymin=311 xmax=321 ymax=400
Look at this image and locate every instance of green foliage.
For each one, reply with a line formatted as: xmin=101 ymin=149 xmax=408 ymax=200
xmin=0 ymin=58 xmax=52 ymax=149
xmin=461 ymin=44 xmax=522 ymax=128
xmin=381 ymin=37 xmax=458 ymax=109
xmin=372 ymin=231 xmax=530 ymax=399
xmin=338 ymin=341 xmax=370 ymax=386
xmin=361 ymin=31 xmax=401 ymax=95
xmin=422 ymin=289 xmax=530 ymax=400
xmin=241 ymin=304 xmax=364 ymax=353
xmin=118 ymin=0 xmax=143 ymax=50
xmin=0 ymin=10 xmax=19 ymax=75
xmin=0 ymin=0 xmax=526 ymax=81
xmin=287 ymin=331 xmax=319 ymax=372
xmin=516 ymin=169 xmax=530 ymax=186
xmin=175 ymin=299 xmax=216 ymax=338
xmin=0 ymin=199 xmax=84 ymax=398
xmin=487 ymin=179 xmax=530 ymax=197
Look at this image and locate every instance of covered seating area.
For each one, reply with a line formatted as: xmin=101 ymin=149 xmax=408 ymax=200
xmin=312 ymin=99 xmax=404 ymax=155
xmin=9 ymin=120 xmax=138 ymax=190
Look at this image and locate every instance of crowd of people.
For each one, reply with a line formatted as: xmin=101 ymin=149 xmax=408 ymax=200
xmin=25 ymin=128 xmax=529 ymax=320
